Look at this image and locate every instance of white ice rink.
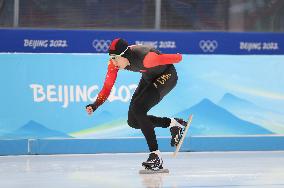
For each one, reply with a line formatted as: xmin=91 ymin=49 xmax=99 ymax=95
xmin=0 ymin=151 xmax=283 ymax=188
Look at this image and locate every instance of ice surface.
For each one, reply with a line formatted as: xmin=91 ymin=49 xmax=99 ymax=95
xmin=0 ymin=151 xmax=283 ymax=188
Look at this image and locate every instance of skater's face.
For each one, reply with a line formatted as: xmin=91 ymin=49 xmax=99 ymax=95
xmin=110 ymin=56 xmax=130 ymax=69
xmin=110 ymin=46 xmax=130 ymax=69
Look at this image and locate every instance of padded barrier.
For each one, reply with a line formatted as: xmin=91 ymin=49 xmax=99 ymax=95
xmin=1 ymin=136 xmax=284 ymax=155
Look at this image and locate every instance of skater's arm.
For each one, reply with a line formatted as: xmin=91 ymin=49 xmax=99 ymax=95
xmin=143 ymin=52 xmax=182 ymax=68
xmin=94 ymin=61 xmax=118 ymax=109
xmin=86 ymin=61 xmax=118 ymax=113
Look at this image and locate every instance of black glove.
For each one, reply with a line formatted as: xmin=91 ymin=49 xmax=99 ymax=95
xmin=85 ymin=104 xmax=97 ymax=112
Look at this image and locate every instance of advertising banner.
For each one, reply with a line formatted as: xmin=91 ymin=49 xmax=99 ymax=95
xmin=0 ymin=29 xmax=283 ymax=54
xmin=0 ymin=53 xmax=283 ymax=139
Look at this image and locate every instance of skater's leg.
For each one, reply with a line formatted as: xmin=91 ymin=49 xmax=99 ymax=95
xmin=129 ymin=84 xmax=161 ymax=152
xmin=130 ymin=86 xmax=187 ymax=151
xmin=129 ymin=66 xmax=180 ymax=170
xmin=127 ymin=110 xmax=173 ymax=129
xmin=129 ymin=113 xmax=171 ymax=129
xmin=148 ymin=115 xmax=171 ymax=128
xmin=148 ymin=115 xmax=187 ymax=131
xmin=145 ymin=65 xmax=178 ymax=129
xmin=129 ymin=113 xmax=173 ymax=129
xmin=127 ymin=78 xmax=148 ymax=129
xmin=128 ymin=65 xmax=179 ymax=151
xmin=128 ymin=65 xmax=180 ymax=129
xmin=128 ymin=78 xmax=172 ymax=130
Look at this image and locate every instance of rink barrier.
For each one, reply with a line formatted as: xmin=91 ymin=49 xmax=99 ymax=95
xmin=0 ymin=139 xmax=29 ymax=155
xmin=1 ymin=136 xmax=284 ymax=155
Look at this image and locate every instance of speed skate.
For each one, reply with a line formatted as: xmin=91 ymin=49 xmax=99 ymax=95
xmin=139 ymin=152 xmax=169 ymax=174
xmin=139 ymin=115 xmax=193 ymax=174
xmin=173 ymin=114 xmax=193 ymax=157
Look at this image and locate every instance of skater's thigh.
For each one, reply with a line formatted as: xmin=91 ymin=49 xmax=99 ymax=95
xmin=131 ymin=77 xmax=148 ymax=100
xmin=153 ymin=65 xmax=178 ymax=100
xmin=131 ymin=83 xmax=160 ymax=113
xmin=127 ymin=80 xmax=148 ymax=129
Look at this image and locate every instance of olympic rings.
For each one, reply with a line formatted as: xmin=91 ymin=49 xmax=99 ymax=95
xmin=199 ymin=40 xmax=218 ymax=52
xmin=92 ymin=39 xmax=112 ymax=52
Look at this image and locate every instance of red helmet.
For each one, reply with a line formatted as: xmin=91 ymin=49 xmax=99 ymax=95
xmin=108 ymin=38 xmax=129 ymax=57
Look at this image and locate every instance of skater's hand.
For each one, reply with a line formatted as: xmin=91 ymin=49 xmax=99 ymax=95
xmin=85 ymin=104 xmax=96 ymax=116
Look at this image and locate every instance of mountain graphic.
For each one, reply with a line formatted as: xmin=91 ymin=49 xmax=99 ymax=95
xmin=175 ymin=98 xmax=273 ymax=135
xmin=218 ymin=93 xmax=284 ymax=134
xmin=218 ymin=93 xmax=256 ymax=110
xmin=0 ymin=120 xmax=72 ymax=139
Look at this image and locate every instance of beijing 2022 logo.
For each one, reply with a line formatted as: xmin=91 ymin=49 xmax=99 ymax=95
xmin=92 ymin=39 xmax=112 ymax=52
xmin=199 ymin=40 xmax=218 ymax=53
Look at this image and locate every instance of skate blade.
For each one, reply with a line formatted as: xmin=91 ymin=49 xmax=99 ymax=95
xmin=139 ymin=168 xmax=169 ymax=174
xmin=173 ymin=114 xmax=193 ymax=157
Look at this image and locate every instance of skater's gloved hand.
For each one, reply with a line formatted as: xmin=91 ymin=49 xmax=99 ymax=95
xmin=85 ymin=104 xmax=96 ymax=115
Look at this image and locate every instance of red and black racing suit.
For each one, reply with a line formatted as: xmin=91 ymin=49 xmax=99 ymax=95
xmin=91 ymin=45 xmax=182 ymax=152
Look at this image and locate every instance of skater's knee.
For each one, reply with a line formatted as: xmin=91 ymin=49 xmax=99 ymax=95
xmin=128 ymin=102 xmax=147 ymax=129
xmin=127 ymin=110 xmax=140 ymax=129
xmin=127 ymin=119 xmax=140 ymax=129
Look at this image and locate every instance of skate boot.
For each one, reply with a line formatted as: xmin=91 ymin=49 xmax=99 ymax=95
xmin=142 ymin=151 xmax=163 ymax=171
xmin=170 ymin=118 xmax=187 ymax=147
